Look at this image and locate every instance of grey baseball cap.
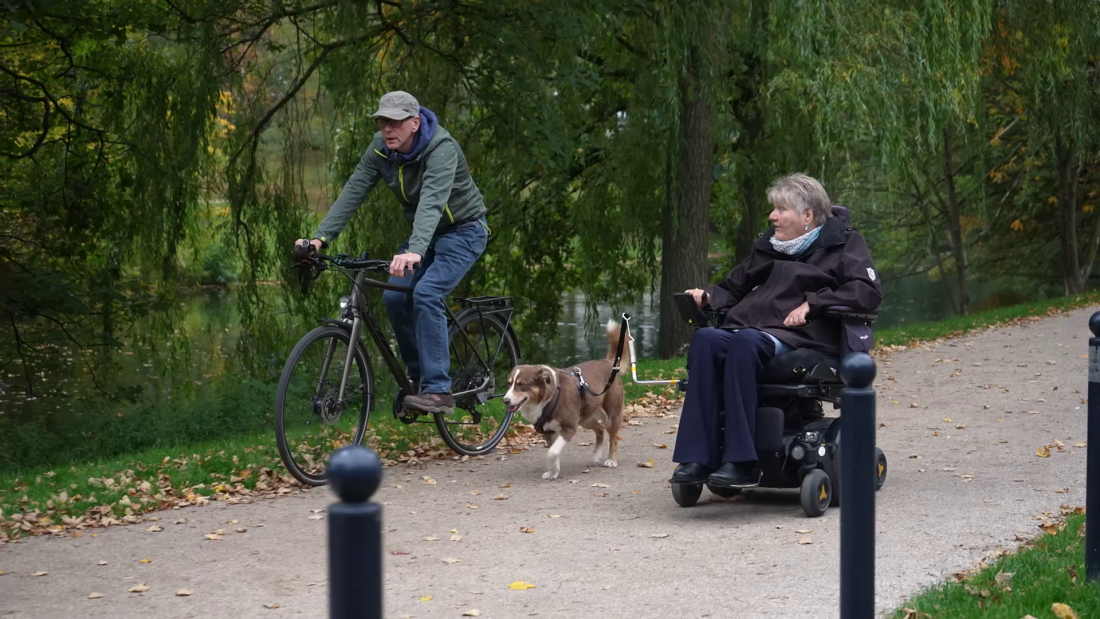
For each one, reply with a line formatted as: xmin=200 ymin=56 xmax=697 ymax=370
xmin=371 ymin=91 xmax=420 ymax=120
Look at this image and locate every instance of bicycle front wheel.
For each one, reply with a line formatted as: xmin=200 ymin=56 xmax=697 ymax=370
xmin=275 ymin=325 xmax=374 ymax=486
xmin=435 ymin=311 xmax=518 ymax=456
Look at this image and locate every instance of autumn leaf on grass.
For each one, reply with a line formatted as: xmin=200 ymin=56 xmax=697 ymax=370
xmin=993 ymin=570 xmax=1013 ymax=589
xmin=128 ymin=583 xmax=149 ymax=593
xmin=1037 ymin=446 xmax=1052 ymax=458
xmin=1052 ymin=603 xmax=1079 ymax=619
xmin=509 ymin=581 xmax=537 ymax=590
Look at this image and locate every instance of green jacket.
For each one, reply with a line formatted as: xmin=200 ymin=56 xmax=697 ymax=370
xmin=313 ymin=127 xmax=487 ymax=256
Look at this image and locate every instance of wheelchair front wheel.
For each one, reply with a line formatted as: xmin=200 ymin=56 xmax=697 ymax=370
xmin=800 ymin=469 xmax=832 ymax=518
xmin=671 ymin=482 xmax=703 ymax=507
xmin=875 ymin=447 xmax=887 ymax=491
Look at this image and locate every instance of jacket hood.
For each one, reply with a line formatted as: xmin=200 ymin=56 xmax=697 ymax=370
xmin=386 ymin=106 xmax=439 ymax=165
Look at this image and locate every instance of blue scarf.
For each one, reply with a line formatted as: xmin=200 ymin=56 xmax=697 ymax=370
xmin=770 ymin=225 xmax=822 ymax=255
xmin=384 ymin=107 xmax=439 ymax=165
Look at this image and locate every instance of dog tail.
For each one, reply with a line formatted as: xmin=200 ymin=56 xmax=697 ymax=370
xmin=605 ymin=318 xmax=627 ymax=362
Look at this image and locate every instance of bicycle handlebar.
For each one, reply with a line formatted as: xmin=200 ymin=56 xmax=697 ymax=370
xmin=291 ymin=249 xmax=392 ymax=294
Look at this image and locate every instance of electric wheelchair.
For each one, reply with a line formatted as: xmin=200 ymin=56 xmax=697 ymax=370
xmin=667 ymin=292 xmax=887 ymax=517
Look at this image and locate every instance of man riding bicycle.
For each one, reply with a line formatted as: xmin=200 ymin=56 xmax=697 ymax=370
xmin=295 ymin=91 xmax=488 ymax=415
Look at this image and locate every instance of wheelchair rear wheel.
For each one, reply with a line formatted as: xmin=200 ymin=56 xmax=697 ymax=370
xmin=671 ymin=482 xmax=703 ymax=507
xmin=875 ymin=447 xmax=887 ymax=490
xmin=800 ymin=469 xmax=832 ymax=518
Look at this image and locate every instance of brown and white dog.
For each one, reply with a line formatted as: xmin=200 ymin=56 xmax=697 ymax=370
xmin=502 ymin=320 xmax=626 ymax=480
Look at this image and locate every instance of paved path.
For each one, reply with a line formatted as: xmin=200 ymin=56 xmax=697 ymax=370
xmin=1 ymin=307 xmax=1096 ymax=618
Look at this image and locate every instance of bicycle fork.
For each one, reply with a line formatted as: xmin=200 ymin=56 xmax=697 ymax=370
xmin=335 ymin=271 xmax=368 ymax=405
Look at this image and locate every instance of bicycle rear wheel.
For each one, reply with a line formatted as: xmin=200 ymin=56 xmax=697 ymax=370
xmin=275 ymin=326 xmax=374 ymax=486
xmin=434 ymin=311 xmax=518 ymax=456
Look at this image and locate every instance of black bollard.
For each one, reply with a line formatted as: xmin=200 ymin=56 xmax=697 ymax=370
xmin=328 ymin=445 xmax=384 ymax=619
xmin=839 ymin=352 xmax=877 ymax=618
xmin=1088 ymin=312 xmax=1100 ymax=581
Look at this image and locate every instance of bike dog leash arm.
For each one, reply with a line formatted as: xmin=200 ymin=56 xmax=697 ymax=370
xmin=572 ymin=314 xmax=630 ymax=397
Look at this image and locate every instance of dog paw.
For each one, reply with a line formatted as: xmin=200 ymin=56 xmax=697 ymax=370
xmin=592 ymin=451 xmax=607 ymax=464
xmin=542 ymin=471 xmax=559 ymax=480
xmin=603 ymin=459 xmax=618 ymax=468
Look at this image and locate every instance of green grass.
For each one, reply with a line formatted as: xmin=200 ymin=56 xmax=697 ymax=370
xmin=875 ymin=292 xmax=1100 ymax=348
xmin=891 ymin=513 xmax=1100 ymax=618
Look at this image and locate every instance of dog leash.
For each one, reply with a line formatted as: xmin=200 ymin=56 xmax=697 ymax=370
xmin=568 ymin=313 xmax=630 ymax=397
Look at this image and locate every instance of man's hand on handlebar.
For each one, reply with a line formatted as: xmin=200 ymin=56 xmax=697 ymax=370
xmin=293 ymin=238 xmax=322 ymax=261
xmin=389 ymin=251 xmax=422 ymax=278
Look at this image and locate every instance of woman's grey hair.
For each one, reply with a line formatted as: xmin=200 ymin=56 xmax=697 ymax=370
xmin=766 ymin=173 xmax=832 ymax=226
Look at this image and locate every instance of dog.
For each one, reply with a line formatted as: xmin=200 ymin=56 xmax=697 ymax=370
xmin=502 ymin=320 xmax=626 ymax=480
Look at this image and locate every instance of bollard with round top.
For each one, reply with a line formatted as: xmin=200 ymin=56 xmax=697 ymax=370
xmin=840 ymin=352 xmax=877 ymax=619
xmin=328 ymin=446 xmax=384 ymax=619
xmin=1087 ymin=313 xmax=1100 ymax=581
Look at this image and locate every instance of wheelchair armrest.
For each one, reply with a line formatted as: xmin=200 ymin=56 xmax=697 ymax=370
xmin=673 ymin=292 xmax=719 ymax=328
xmin=822 ymin=305 xmax=878 ymax=323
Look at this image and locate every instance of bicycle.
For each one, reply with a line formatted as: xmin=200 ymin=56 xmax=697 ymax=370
xmin=275 ymin=250 xmax=521 ymax=486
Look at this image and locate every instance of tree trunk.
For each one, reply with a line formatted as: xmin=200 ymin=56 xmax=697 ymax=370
xmin=941 ymin=129 xmax=970 ymax=315
xmin=658 ymin=61 xmax=715 ymax=358
xmin=1055 ymin=139 xmax=1087 ymax=293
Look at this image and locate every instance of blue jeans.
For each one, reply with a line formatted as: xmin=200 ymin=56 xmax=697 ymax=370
xmin=382 ymin=219 xmax=488 ymax=394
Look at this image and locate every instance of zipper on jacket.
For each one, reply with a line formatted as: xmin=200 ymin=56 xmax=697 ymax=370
xmin=399 ymin=164 xmax=409 ymax=203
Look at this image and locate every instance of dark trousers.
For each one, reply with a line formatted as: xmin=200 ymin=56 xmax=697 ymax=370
xmin=672 ymin=328 xmax=777 ymax=469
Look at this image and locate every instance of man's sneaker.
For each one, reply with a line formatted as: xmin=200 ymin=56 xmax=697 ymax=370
xmin=403 ymin=392 xmax=454 ymax=414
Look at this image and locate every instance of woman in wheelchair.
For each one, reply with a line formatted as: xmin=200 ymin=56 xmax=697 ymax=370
xmin=670 ymin=173 xmax=883 ymax=493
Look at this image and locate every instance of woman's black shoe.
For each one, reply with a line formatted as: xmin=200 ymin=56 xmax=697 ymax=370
xmin=669 ymin=462 xmax=713 ymax=484
xmin=707 ymin=462 xmax=762 ymax=488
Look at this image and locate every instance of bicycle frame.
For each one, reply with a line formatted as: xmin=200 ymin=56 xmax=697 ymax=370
xmin=331 ymin=268 xmax=514 ymax=408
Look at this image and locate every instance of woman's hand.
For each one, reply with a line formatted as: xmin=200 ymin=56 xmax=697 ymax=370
xmin=784 ymin=301 xmax=810 ymax=326
xmin=685 ymin=288 xmax=706 ymax=307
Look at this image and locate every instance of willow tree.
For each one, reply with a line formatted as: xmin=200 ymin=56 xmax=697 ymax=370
xmin=993 ymin=0 xmax=1100 ymax=294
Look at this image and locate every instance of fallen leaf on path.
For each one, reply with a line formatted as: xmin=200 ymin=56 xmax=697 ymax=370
xmin=500 ymin=483 xmax=510 ymax=488
xmin=1075 ymin=442 xmax=1087 ymax=448
xmin=798 ymin=537 xmax=813 ymax=545
xmin=390 ymin=550 xmax=411 ymax=555
xmin=175 ymin=518 xmax=187 ymax=524
xmin=88 ymin=592 xmax=103 ymax=599
xmin=204 ymin=534 xmax=223 ymax=541
xmin=549 ymin=514 xmax=562 ymax=518
xmin=308 ymin=515 xmax=324 ymax=520
xmin=236 ymin=528 xmax=247 ymax=533
xmin=450 ymin=534 xmax=462 ymax=541
xmin=97 ymin=561 xmax=107 ymax=566
xmin=32 ymin=571 xmax=47 ymax=577
xmin=128 ymin=583 xmax=149 ymax=593
xmin=519 ymin=527 xmax=535 ymax=534
xmin=463 ymin=610 xmax=481 ymax=617
xmin=176 ymin=589 xmax=193 ymax=596
xmin=1037 ymin=446 xmax=1051 ymax=458
xmin=421 ymin=476 xmax=437 ymax=485
xmin=419 ymin=595 xmax=432 ymax=601
xmin=908 ymin=454 xmax=920 ymax=459
xmin=943 ymin=418 xmax=952 ymax=423
xmin=468 ymin=490 xmax=481 ymax=496
xmin=139 ymin=559 xmax=152 ymax=564
xmin=591 ymin=483 xmax=609 ymax=488
xmin=796 ymin=529 xmax=812 ymax=534
xmin=651 ymin=533 xmax=670 ymax=538
xmin=465 ymin=503 xmax=479 ymax=509
xmin=493 ymin=494 xmax=508 ymax=500
xmin=654 ymin=444 xmax=668 ymax=449
xmin=264 ymin=602 xmax=280 ymax=609
xmin=509 ymin=581 xmax=537 ymax=590
xmin=1052 ymin=603 xmax=1079 ymax=619
xmin=424 ymin=536 xmax=440 ymax=541
xmin=955 ymin=425 xmax=966 ymax=430
xmin=442 ymin=558 xmax=460 ymax=564
xmin=1055 ymin=489 xmax=1069 ymax=494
